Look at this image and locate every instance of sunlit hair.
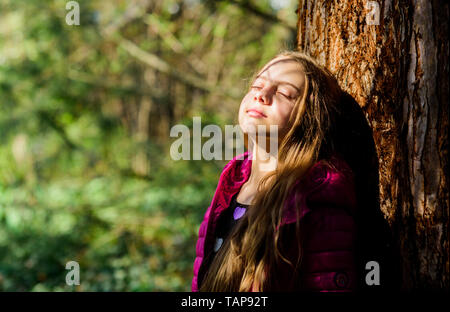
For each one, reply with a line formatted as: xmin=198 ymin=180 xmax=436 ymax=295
xmin=199 ymin=50 xmax=345 ymax=291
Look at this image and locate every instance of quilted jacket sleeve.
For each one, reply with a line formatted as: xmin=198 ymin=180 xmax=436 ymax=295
xmin=272 ymin=158 xmax=358 ymax=292
xmin=298 ymin=204 xmax=357 ymax=291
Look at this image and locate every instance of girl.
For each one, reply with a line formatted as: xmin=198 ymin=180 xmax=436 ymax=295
xmin=192 ymin=50 xmax=398 ymax=292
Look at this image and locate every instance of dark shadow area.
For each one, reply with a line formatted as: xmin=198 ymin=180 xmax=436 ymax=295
xmin=333 ymin=91 xmax=403 ymax=292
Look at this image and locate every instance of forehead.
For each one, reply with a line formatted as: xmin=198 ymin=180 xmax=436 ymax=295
xmin=255 ymin=57 xmax=304 ymax=88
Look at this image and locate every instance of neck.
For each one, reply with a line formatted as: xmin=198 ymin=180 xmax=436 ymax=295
xmin=247 ymin=135 xmax=278 ymax=185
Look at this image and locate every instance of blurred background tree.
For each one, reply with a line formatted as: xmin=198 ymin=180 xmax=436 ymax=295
xmin=0 ymin=0 xmax=298 ymax=291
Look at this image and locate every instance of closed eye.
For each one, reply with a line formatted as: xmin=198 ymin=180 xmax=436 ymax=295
xmin=277 ymin=92 xmax=292 ymax=99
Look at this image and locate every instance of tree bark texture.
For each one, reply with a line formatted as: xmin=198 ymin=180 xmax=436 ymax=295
xmin=296 ymin=0 xmax=449 ymax=289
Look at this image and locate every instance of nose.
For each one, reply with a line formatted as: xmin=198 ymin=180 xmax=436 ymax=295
xmin=254 ymin=89 xmax=271 ymax=105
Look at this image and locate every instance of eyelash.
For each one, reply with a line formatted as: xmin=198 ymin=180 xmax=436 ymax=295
xmin=278 ymin=92 xmax=291 ymax=99
xmin=251 ymin=86 xmax=292 ymax=99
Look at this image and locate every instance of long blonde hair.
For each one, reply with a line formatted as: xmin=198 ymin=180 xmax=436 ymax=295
xmin=199 ymin=50 xmax=344 ymax=291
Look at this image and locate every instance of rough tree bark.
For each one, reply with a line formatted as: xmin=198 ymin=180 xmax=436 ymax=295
xmin=296 ymin=0 xmax=449 ymax=289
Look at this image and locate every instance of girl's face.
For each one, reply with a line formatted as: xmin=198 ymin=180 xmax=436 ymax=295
xmin=238 ymin=56 xmax=305 ymax=140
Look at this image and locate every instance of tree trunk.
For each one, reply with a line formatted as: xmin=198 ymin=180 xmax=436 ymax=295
xmin=296 ymin=0 xmax=449 ymax=289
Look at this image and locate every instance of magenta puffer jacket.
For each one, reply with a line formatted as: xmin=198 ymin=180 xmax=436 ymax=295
xmin=192 ymin=151 xmax=358 ymax=292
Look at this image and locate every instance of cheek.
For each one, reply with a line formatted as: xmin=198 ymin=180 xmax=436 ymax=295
xmin=275 ymin=104 xmax=294 ymax=127
xmin=238 ymin=99 xmax=249 ymax=128
xmin=238 ymin=100 xmax=246 ymax=121
xmin=238 ymin=94 xmax=251 ymax=119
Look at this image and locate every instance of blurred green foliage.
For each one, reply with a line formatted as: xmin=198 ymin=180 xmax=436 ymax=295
xmin=0 ymin=0 xmax=296 ymax=291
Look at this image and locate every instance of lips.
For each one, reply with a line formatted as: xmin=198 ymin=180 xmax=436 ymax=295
xmin=246 ymin=109 xmax=267 ymax=118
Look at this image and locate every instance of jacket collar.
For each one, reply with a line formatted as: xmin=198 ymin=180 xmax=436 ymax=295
xmin=214 ymin=151 xmax=252 ymax=218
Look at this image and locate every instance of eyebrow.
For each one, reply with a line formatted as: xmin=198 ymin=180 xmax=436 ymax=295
xmin=255 ymin=75 xmax=301 ymax=93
